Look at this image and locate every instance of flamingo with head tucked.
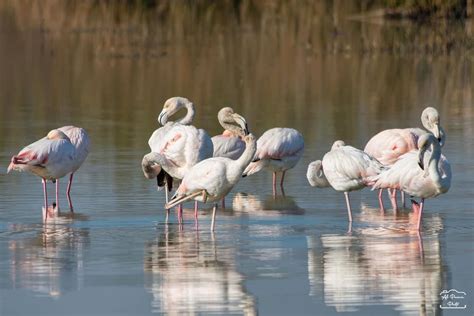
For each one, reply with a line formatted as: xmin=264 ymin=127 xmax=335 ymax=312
xmin=165 ymin=133 xmax=257 ymax=231
xmin=142 ymin=97 xmax=213 ymax=222
xmin=364 ymin=107 xmax=445 ymax=209
xmin=211 ymin=107 xmax=249 ymax=207
xmin=367 ymin=134 xmax=451 ymax=230
xmin=57 ymin=126 xmax=90 ymax=211
xmin=242 ymin=127 xmax=304 ymax=196
xmin=319 ymin=140 xmax=386 ymax=222
xmin=7 ymin=129 xmax=77 ymax=218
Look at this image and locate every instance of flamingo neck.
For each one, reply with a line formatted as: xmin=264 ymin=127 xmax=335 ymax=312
xmin=236 ymin=138 xmax=257 ymax=171
xmin=426 ymin=143 xmax=449 ymax=192
xmin=178 ymin=103 xmax=195 ymax=125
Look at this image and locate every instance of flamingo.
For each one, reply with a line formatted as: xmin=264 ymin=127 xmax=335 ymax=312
xmin=320 ymin=140 xmax=386 ymax=222
xmin=367 ymin=134 xmax=451 ymax=231
xmin=306 ymin=160 xmax=330 ymax=188
xmin=211 ymin=107 xmax=249 ymax=207
xmin=142 ymin=97 xmax=213 ymax=222
xmin=57 ymin=126 xmax=90 ymax=211
xmin=242 ymin=127 xmax=304 ymax=196
xmin=7 ymin=129 xmax=77 ymax=218
xmin=165 ymin=133 xmax=257 ymax=231
xmin=364 ymin=107 xmax=445 ymax=209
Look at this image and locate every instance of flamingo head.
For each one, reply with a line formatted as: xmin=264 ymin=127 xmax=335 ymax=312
xmin=46 ymin=129 xmax=70 ymax=141
xmin=218 ymin=107 xmax=249 ymax=136
xmin=331 ymin=140 xmax=345 ymax=150
xmin=158 ymin=97 xmax=193 ymax=125
xmin=421 ymin=107 xmax=442 ymax=143
xmin=417 ymin=133 xmax=436 ymax=170
xmin=141 ymin=153 xmax=163 ymax=179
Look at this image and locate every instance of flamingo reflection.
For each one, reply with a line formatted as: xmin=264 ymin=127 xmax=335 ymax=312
xmin=307 ymin=207 xmax=444 ymax=315
xmin=8 ymin=214 xmax=89 ymax=298
xmin=144 ymin=225 xmax=256 ymax=315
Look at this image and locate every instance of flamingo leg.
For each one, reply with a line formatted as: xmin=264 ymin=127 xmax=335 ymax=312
xmin=272 ymin=172 xmax=277 ymax=196
xmin=416 ymin=198 xmax=425 ymax=231
xmin=211 ymin=203 xmax=217 ymax=231
xmin=66 ymin=173 xmax=74 ymax=212
xmin=177 ymin=204 xmax=183 ymax=224
xmin=344 ymin=192 xmax=353 ymax=222
xmin=221 ymin=197 xmax=225 ymax=209
xmin=164 ymin=181 xmax=169 ymax=204
xmin=378 ymin=189 xmax=385 ymax=213
xmin=194 ymin=201 xmax=199 ymax=229
xmin=42 ymin=179 xmax=48 ymax=218
xmin=388 ymin=189 xmax=398 ymax=212
xmin=280 ymin=171 xmax=286 ymax=189
xmin=55 ymin=179 xmax=60 ymax=212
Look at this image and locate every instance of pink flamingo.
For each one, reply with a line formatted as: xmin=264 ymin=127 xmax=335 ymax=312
xmin=242 ymin=127 xmax=304 ymax=196
xmin=58 ymin=126 xmax=90 ymax=211
xmin=142 ymin=97 xmax=213 ymax=223
xmin=367 ymin=134 xmax=451 ymax=230
xmin=364 ymin=107 xmax=445 ymax=209
xmin=165 ymin=134 xmax=257 ymax=231
xmin=211 ymin=107 xmax=249 ymax=207
xmin=7 ymin=129 xmax=77 ymax=218
xmin=319 ymin=140 xmax=386 ymax=222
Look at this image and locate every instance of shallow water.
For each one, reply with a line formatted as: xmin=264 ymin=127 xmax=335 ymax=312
xmin=0 ymin=2 xmax=473 ymax=315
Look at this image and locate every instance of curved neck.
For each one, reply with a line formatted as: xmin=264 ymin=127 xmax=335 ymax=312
xmin=177 ymin=103 xmax=195 ymax=125
xmin=236 ymin=138 xmax=257 ymax=171
xmin=425 ymin=143 xmax=449 ymax=190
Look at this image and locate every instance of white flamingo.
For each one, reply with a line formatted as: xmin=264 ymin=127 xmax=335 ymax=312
xmin=7 ymin=129 xmax=77 ymax=218
xmin=364 ymin=107 xmax=445 ymax=208
xmin=320 ymin=140 xmax=386 ymax=222
xmin=242 ymin=127 xmax=304 ymax=195
xmin=57 ymin=126 xmax=90 ymax=211
xmin=211 ymin=107 xmax=249 ymax=207
xmin=142 ymin=97 xmax=213 ymax=222
xmin=367 ymin=134 xmax=451 ymax=230
xmin=306 ymin=160 xmax=330 ymax=188
xmin=165 ymin=133 xmax=257 ymax=231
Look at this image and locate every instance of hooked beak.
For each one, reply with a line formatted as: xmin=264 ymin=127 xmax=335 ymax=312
xmin=233 ymin=114 xmax=249 ymax=135
xmin=158 ymin=111 xmax=167 ymax=126
xmin=432 ymin=123 xmax=441 ymax=140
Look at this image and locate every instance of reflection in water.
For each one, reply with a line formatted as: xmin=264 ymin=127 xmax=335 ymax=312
xmin=144 ymin=225 xmax=256 ymax=315
xmin=9 ymin=214 xmax=89 ymax=298
xmin=307 ymin=207 xmax=444 ymax=315
xmin=232 ymin=192 xmax=304 ymax=216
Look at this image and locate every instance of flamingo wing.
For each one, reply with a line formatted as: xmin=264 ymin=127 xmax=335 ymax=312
xmin=212 ymin=135 xmax=245 ymax=159
xmin=255 ymin=128 xmax=304 ymax=160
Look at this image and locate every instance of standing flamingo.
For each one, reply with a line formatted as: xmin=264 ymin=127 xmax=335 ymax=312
xmin=242 ymin=128 xmax=304 ymax=196
xmin=142 ymin=97 xmax=213 ymax=222
xmin=165 ymin=133 xmax=257 ymax=231
xmin=320 ymin=140 xmax=386 ymax=222
xmin=58 ymin=126 xmax=90 ymax=211
xmin=364 ymin=107 xmax=445 ymax=209
xmin=7 ymin=129 xmax=77 ymax=218
xmin=367 ymin=134 xmax=451 ymax=230
xmin=211 ymin=107 xmax=249 ymax=207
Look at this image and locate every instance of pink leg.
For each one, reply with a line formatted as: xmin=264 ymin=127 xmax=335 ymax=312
xmin=221 ymin=197 xmax=225 ymax=209
xmin=388 ymin=189 xmax=398 ymax=211
xmin=378 ymin=189 xmax=385 ymax=213
xmin=272 ymin=172 xmax=277 ymax=196
xmin=194 ymin=201 xmax=199 ymax=229
xmin=344 ymin=192 xmax=353 ymax=222
xmin=280 ymin=171 xmax=286 ymax=196
xmin=42 ymin=179 xmax=48 ymax=217
xmin=66 ymin=173 xmax=74 ymax=212
xmin=178 ymin=204 xmax=183 ymax=224
xmin=211 ymin=203 xmax=217 ymax=231
xmin=416 ymin=198 xmax=425 ymax=231
xmin=55 ymin=179 xmax=60 ymax=211
xmin=411 ymin=200 xmax=420 ymax=213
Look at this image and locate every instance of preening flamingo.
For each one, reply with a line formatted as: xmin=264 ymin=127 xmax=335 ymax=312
xmin=211 ymin=107 xmax=248 ymax=159
xmin=142 ymin=97 xmax=213 ymax=222
xmin=165 ymin=133 xmax=257 ymax=231
xmin=364 ymin=107 xmax=445 ymax=208
xmin=211 ymin=107 xmax=249 ymax=207
xmin=367 ymin=134 xmax=451 ymax=230
xmin=58 ymin=126 xmax=90 ymax=211
xmin=242 ymin=127 xmax=304 ymax=196
xmin=321 ymin=140 xmax=386 ymax=222
xmin=7 ymin=129 xmax=77 ymax=217
xmin=306 ymin=160 xmax=330 ymax=188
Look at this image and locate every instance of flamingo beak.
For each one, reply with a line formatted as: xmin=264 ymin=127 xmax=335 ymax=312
xmin=233 ymin=114 xmax=249 ymax=135
xmin=158 ymin=111 xmax=168 ymax=126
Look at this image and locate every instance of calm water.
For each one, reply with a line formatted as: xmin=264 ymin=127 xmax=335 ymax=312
xmin=0 ymin=1 xmax=473 ymax=315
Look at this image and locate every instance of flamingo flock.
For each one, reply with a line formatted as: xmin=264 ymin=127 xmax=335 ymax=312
xmin=7 ymin=99 xmax=450 ymax=231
